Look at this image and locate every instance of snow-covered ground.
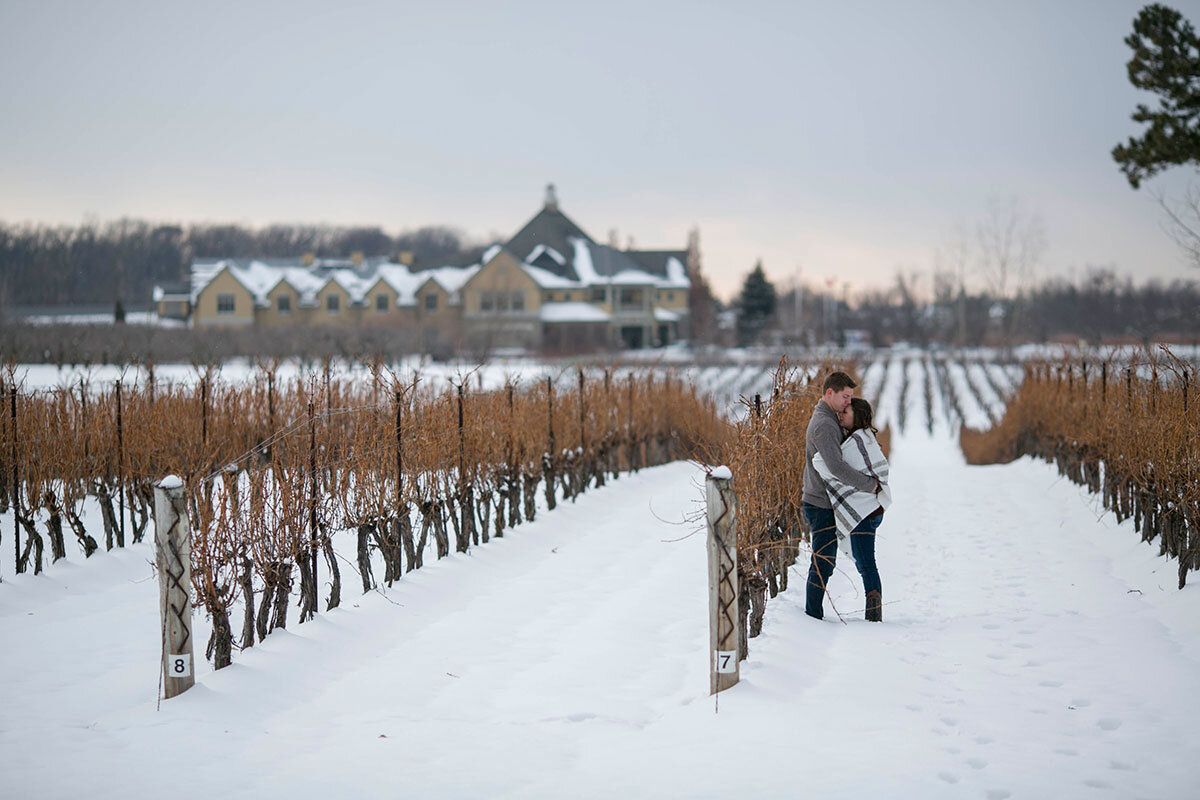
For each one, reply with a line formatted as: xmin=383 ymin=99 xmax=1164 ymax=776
xmin=2 ymin=420 xmax=1198 ymax=798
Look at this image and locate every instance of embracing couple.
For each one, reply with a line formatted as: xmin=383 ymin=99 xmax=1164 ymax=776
xmin=803 ymin=371 xmax=892 ymax=622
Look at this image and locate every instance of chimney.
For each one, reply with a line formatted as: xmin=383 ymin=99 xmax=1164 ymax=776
xmin=544 ymin=183 xmax=558 ymax=211
xmin=398 ymin=251 xmax=414 ymax=266
xmin=302 ymin=252 xmax=315 ymax=266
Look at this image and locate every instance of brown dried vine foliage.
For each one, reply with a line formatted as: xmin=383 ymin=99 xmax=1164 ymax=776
xmin=961 ymin=347 xmax=1199 ymax=588
xmin=10 ymin=362 xmax=730 ymax=666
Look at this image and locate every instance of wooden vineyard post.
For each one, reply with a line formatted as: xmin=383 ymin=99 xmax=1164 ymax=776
xmin=10 ymin=381 xmax=20 ymax=575
xmin=154 ymin=476 xmax=195 ymax=699
xmin=706 ymin=467 xmax=740 ymax=694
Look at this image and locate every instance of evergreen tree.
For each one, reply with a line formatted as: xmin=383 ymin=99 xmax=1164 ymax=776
xmin=1112 ymin=4 xmax=1200 ymax=188
xmin=735 ymin=260 xmax=777 ymax=346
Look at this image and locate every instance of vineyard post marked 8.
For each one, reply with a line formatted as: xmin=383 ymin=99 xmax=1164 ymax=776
xmin=155 ymin=475 xmax=195 ymax=699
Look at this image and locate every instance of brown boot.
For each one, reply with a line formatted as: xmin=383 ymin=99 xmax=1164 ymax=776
xmin=865 ymin=590 xmax=882 ymax=622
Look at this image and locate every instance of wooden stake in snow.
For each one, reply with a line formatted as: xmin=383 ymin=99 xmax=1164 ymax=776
xmin=154 ymin=475 xmax=195 ymax=700
xmin=706 ymin=466 xmax=740 ymax=694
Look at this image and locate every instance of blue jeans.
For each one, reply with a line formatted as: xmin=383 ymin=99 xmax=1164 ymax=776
xmin=804 ymin=503 xmax=837 ymax=619
xmin=805 ymin=502 xmax=884 ymax=619
xmin=850 ymin=512 xmax=883 ymax=600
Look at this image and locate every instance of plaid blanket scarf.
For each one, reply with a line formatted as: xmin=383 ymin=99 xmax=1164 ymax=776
xmin=811 ymin=428 xmax=892 ymax=538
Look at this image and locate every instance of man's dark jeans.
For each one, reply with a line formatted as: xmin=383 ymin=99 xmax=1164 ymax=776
xmin=805 ymin=503 xmax=884 ymax=619
xmin=804 ymin=503 xmax=838 ymax=619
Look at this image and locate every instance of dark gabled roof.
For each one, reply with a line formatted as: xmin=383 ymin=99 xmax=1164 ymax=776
xmin=586 ymin=243 xmax=650 ymax=278
xmin=624 ymin=250 xmax=688 ymax=279
xmin=529 ymin=249 xmax=566 ymax=273
xmin=504 ymin=206 xmax=595 ymax=280
xmin=156 ymin=281 xmax=191 ymax=295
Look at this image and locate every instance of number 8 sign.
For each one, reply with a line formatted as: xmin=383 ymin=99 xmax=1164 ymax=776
xmin=168 ymin=654 xmax=191 ymax=677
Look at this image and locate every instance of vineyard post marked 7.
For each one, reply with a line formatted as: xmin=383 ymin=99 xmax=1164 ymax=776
xmin=154 ymin=475 xmax=195 ymax=699
xmin=706 ymin=467 xmax=740 ymax=694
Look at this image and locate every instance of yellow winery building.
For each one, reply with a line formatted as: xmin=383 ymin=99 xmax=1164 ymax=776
xmin=160 ymin=188 xmax=694 ymax=351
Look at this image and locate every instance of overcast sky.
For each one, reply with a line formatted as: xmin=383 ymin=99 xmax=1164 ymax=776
xmin=2 ymin=0 xmax=1199 ymax=300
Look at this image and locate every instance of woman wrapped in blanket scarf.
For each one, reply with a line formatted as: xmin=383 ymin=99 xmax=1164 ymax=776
xmin=804 ymin=375 xmax=891 ymax=622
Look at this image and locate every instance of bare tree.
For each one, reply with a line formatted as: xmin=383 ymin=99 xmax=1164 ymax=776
xmin=934 ymin=223 xmax=972 ymax=345
xmin=975 ymin=197 xmax=1047 ymax=300
xmin=1153 ymin=181 xmax=1200 ymax=268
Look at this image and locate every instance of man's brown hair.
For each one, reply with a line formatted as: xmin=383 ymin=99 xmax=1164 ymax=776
xmin=822 ymin=371 xmax=857 ymax=393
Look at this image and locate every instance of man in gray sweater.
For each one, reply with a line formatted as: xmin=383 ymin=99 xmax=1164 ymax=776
xmin=803 ymin=371 xmax=880 ymax=619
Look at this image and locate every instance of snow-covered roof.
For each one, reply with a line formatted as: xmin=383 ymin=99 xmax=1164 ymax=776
xmin=522 ymin=262 xmax=580 ymax=289
xmin=527 ymin=243 xmax=566 ymax=266
xmin=541 ymin=302 xmax=611 ymax=323
xmin=567 ymin=238 xmax=688 ymax=289
xmin=152 ymin=283 xmax=190 ymax=302
xmin=419 ymin=264 xmax=479 ymax=295
xmin=654 ymin=307 xmax=683 ymax=322
xmin=189 ymin=259 xmax=481 ymax=309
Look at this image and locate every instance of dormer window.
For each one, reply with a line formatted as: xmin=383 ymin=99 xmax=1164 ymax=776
xmin=217 ymin=293 xmax=235 ymax=314
xmin=425 ymin=293 xmax=438 ymax=312
xmin=327 ymin=294 xmax=339 ymax=313
xmin=277 ymin=295 xmax=291 ymax=314
xmin=376 ymin=294 xmax=388 ymax=312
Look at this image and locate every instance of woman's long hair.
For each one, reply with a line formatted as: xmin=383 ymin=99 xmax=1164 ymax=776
xmin=847 ymin=397 xmax=878 ymax=435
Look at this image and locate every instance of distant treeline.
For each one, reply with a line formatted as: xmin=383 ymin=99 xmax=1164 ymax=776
xmin=764 ymin=268 xmax=1200 ymax=348
xmin=844 ymin=269 xmax=1200 ymax=346
xmin=0 ymin=219 xmax=496 ymax=308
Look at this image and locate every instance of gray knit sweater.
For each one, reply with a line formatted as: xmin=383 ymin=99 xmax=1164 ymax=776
xmin=802 ymin=400 xmax=877 ymax=508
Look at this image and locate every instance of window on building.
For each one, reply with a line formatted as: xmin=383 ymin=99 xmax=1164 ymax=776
xmin=496 ymin=292 xmax=510 ymax=312
xmin=376 ymin=294 xmax=388 ymax=312
xmin=277 ymin=295 xmax=291 ymax=314
xmin=591 ymin=287 xmax=607 ymax=303
xmin=619 ymin=288 xmax=644 ymax=308
xmin=481 ymin=291 xmax=495 ymax=312
xmin=217 ymin=293 xmax=235 ymax=314
xmin=425 ymin=293 xmax=438 ymax=312
xmin=511 ymin=291 xmax=525 ymax=312
xmin=326 ymin=294 xmax=340 ymax=313
xmin=665 ymin=291 xmax=674 ymax=303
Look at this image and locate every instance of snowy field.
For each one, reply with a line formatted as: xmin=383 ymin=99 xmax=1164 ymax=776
xmin=2 ymin=431 xmax=1199 ymax=796
xmin=3 ymin=349 xmax=1198 ymax=797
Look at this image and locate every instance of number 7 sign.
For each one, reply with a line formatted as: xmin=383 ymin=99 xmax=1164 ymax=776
xmin=714 ymin=650 xmax=737 ymax=674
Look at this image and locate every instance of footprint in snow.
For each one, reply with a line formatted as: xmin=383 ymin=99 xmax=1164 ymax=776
xmin=1055 ymin=747 xmax=1079 ymax=756
xmin=986 ymin=791 xmax=1012 ymax=800
xmin=1082 ymin=778 xmax=1112 ymax=789
xmin=1097 ymin=718 xmax=1122 ymax=731
xmin=937 ymin=772 xmax=958 ymax=784
xmin=966 ymin=757 xmax=988 ymax=769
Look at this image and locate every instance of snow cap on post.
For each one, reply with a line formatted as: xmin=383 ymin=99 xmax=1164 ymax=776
xmin=158 ymin=475 xmax=184 ymax=490
xmin=709 ymin=465 xmax=733 ymax=480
